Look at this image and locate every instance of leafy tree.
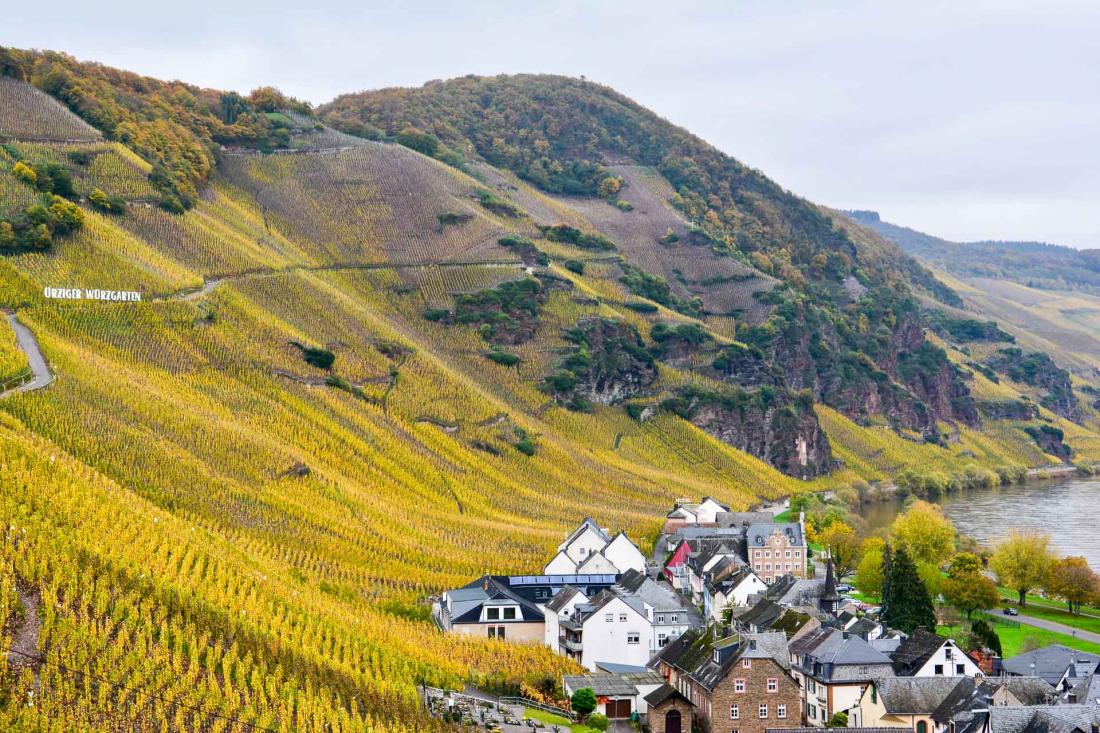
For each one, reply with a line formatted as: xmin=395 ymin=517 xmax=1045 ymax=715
xmin=571 ymin=687 xmax=596 ymax=719
xmin=990 ymin=531 xmax=1053 ymax=607
xmin=819 ymin=522 xmax=861 ymax=579
xmin=395 ymin=127 xmax=440 ymax=157
xmin=855 ymin=537 xmax=885 ymax=599
xmin=1044 ymin=556 xmax=1099 ymax=615
xmin=827 ymin=712 xmax=849 ymax=728
xmin=881 ymin=546 xmax=936 ymax=633
xmin=890 ymin=500 xmax=956 ymax=567
xmin=942 ymin=553 xmax=999 ymax=618
xmin=11 ymin=161 xmax=37 ymax=184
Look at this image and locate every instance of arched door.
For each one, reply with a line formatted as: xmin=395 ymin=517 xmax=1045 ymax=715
xmin=665 ymin=708 xmax=682 ymax=733
xmin=917 ymin=721 xmax=928 ymax=733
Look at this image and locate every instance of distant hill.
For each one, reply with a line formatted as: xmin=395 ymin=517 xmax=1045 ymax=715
xmin=844 ymin=209 xmax=1100 ymax=293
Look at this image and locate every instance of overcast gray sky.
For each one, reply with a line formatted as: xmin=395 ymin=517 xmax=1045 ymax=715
xmin=6 ymin=0 xmax=1099 ymax=247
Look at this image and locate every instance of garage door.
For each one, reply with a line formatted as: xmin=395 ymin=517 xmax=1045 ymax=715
xmin=607 ymin=699 xmax=632 ymax=719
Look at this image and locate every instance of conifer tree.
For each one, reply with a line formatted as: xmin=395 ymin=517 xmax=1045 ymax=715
xmin=881 ymin=546 xmax=936 ymax=633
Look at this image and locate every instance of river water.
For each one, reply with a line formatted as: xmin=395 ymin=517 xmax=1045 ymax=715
xmin=857 ymin=475 xmax=1100 ymax=567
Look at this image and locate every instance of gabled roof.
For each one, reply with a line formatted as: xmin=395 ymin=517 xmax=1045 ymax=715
xmin=847 ymin=618 xmax=880 ymax=640
xmin=613 ymin=570 xmax=700 ymax=619
xmin=982 ymin=676 xmax=1057 ymax=706
xmin=545 ymin=585 xmax=584 ymax=613
xmin=446 ymin=575 xmax=545 ymax=623
xmin=733 ymin=598 xmax=786 ymax=631
xmin=874 ymin=676 xmax=974 ymax=716
xmin=650 ymin=627 xmax=714 ymax=674
xmin=891 ymin=628 xmax=951 ymax=675
xmin=644 ymin=683 xmax=692 ymax=708
xmin=743 ymin=631 xmax=792 ymax=671
xmin=1002 ymin=645 xmax=1100 ymax=686
xmin=558 ymin=517 xmax=609 ymax=552
xmin=563 ymin=674 xmax=638 ymax=697
xmin=790 ymin=627 xmax=893 ymax=669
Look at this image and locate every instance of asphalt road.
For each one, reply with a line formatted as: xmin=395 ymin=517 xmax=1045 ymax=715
xmin=992 ymin=608 xmax=1100 ymax=644
xmin=4 ymin=312 xmax=52 ymax=394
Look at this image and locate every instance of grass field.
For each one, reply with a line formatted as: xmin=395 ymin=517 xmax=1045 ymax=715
xmin=524 ymin=708 xmax=598 ymax=733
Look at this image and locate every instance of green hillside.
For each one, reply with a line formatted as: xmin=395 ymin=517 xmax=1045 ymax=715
xmin=0 ymin=50 xmax=1097 ymax=732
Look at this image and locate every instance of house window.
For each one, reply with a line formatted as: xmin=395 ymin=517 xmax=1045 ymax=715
xmin=604 ymin=613 xmax=614 ymax=622
xmin=778 ymin=705 xmax=787 ymax=719
xmin=785 ymin=550 xmax=792 ymax=558
xmin=627 ymin=632 xmax=640 ymax=645
xmin=734 ymin=679 xmax=745 ymax=693
xmin=794 ymin=551 xmax=801 ymax=558
xmin=579 ymin=548 xmax=587 ymax=556
xmin=945 ymin=647 xmax=954 ymax=660
xmin=808 ymin=680 xmax=816 ymax=694
xmin=767 ymin=677 xmax=778 ymax=693
xmin=658 ymin=633 xmax=668 ymax=647
xmin=759 ymin=704 xmax=768 ymax=719
xmin=730 ymin=705 xmax=739 ymax=720
xmin=486 ymin=608 xmax=500 ymax=620
xmin=502 ymin=607 xmax=516 ymax=620
xmin=934 ymin=664 xmax=944 ymax=675
xmin=488 ymin=625 xmax=505 ymax=639
xmin=743 ymin=659 xmax=752 ymax=669
xmin=765 ymin=550 xmax=771 ymax=558
xmin=765 ymin=564 xmax=771 ymax=571
xmin=956 ymin=664 xmax=965 ymax=675
xmin=786 ymin=564 xmax=792 ymax=571
xmin=619 ymin=614 xmax=628 ymax=623
xmin=808 ymin=704 xmax=817 ymax=720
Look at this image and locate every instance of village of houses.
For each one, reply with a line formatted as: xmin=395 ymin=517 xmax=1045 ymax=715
xmin=431 ymin=498 xmax=1100 ymax=733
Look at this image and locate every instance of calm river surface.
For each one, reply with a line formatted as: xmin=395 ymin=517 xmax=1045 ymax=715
xmin=858 ymin=476 xmax=1100 ymax=566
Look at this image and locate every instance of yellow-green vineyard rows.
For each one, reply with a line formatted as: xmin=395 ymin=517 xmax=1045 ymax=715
xmin=0 ymin=108 xmax=1098 ymax=732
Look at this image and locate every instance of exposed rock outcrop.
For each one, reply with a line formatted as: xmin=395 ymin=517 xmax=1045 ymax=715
xmin=986 ymin=348 xmax=1080 ymax=422
xmin=542 ymin=317 xmax=657 ymax=410
xmin=662 ymin=384 xmax=833 ymax=479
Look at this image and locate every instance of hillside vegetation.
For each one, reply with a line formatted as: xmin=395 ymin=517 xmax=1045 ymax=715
xmin=0 ymin=58 xmax=1097 ymax=732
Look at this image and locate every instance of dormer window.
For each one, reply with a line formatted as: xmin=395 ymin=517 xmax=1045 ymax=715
xmin=743 ymin=658 xmax=752 ymax=669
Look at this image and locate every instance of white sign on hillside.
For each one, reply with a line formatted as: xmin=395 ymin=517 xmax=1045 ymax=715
xmin=44 ymin=287 xmax=142 ymax=302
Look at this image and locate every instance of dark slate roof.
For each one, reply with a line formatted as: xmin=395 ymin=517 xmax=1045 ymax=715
xmin=847 ymin=618 xmax=879 ymax=640
xmin=891 ymin=628 xmax=949 ymax=675
xmin=987 ymin=704 xmax=1100 ymax=733
xmin=790 ymin=627 xmax=894 ymax=678
xmin=447 ymin=576 xmax=545 ymax=623
xmin=563 ymin=674 xmax=638 ymax=697
xmin=596 ymin=661 xmax=649 ymax=675
xmin=545 ymin=585 xmax=583 ymax=613
xmin=717 ymin=511 xmax=777 ymax=528
xmin=876 ymin=677 xmax=973 ymax=716
xmin=644 ymin=683 xmax=692 ymax=708
xmin=1002 ymin=646 xmax=1100 ymax=686
xmin=651 ymin=628 xmax=713 ymax=674
xmin=733 ymin=599 xmax=786 ymax=631
xmin=982 ymin=676 xmax=1057 ymax=706
xmin=1068 ymin=673 xmax=1100 ymax=705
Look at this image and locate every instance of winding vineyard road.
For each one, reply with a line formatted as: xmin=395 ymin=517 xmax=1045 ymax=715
xmin=160 ymin=259 xmax=528 ymax=303
xmin=2 ymin=312 xmax=53 ymax=397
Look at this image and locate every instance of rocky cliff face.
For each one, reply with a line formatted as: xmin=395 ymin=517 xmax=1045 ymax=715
xmin=542 ymin=317 xmax=658 ymax=410
xmin=743 ymin=299 xmax=978 ymax=440
xmin=662 ymin=385 xmax=833 ymax=479
xmin=987 ymin=348 xmax=1080 ymax=422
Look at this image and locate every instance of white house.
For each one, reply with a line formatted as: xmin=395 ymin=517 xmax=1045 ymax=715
xmin=892 ymin=630 xmax=984 ymax=678
xmin=544 ymin=586 xmax=588 ymax=650
xmin=543 ymin=520 xmax=647 ymax=575
xmin=709 ymin=566 xmax=768 ymax=622
xmin=559 ymin=591 xmax=655 ymax=671
xmin=602 ymin=532 xmax=647 ymax=574
xmin=664 ymin=497 xmax=730 ymax=530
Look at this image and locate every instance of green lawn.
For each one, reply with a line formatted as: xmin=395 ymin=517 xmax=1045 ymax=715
xmin=1007 ymin=604 xmax=1100 ymax=636
xmin=997 ymin=588 xmax=1100 ymax=617
xmin=524 ymin=708 xmax=598 ymax=733
xmin=939 ymin=620 xmax=1100 ymax=658
xmin=774 ymin=509 xmax=793 ymax=522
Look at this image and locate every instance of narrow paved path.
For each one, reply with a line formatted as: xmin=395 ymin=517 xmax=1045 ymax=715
xmin=2 ymin=313 xmax=52 ymax=396
xmin=991 ymin=608 xmax=1100 ymax=644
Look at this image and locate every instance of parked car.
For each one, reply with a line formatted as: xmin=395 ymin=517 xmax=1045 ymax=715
xmin=836 ymin=584 xmax=854 ymax=593
xmin=1002 ymin=607 xmax=1019 ymax=616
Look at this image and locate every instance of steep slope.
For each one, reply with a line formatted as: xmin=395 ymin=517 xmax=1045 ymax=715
xmin=0 ymin=58 xmax=1097 ymax=733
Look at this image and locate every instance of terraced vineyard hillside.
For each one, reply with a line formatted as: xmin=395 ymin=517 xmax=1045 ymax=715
xmin=0 ymin=56 xmax=1098 ymax=732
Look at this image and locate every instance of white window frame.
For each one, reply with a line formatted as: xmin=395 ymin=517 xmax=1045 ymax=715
xmin=730 ymin=705 xmax=739 ymax=720
xmin=778 ymin=704 xmax=787 ymax=719
xmin=759 ymin=704 xmax=768 ymax=719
